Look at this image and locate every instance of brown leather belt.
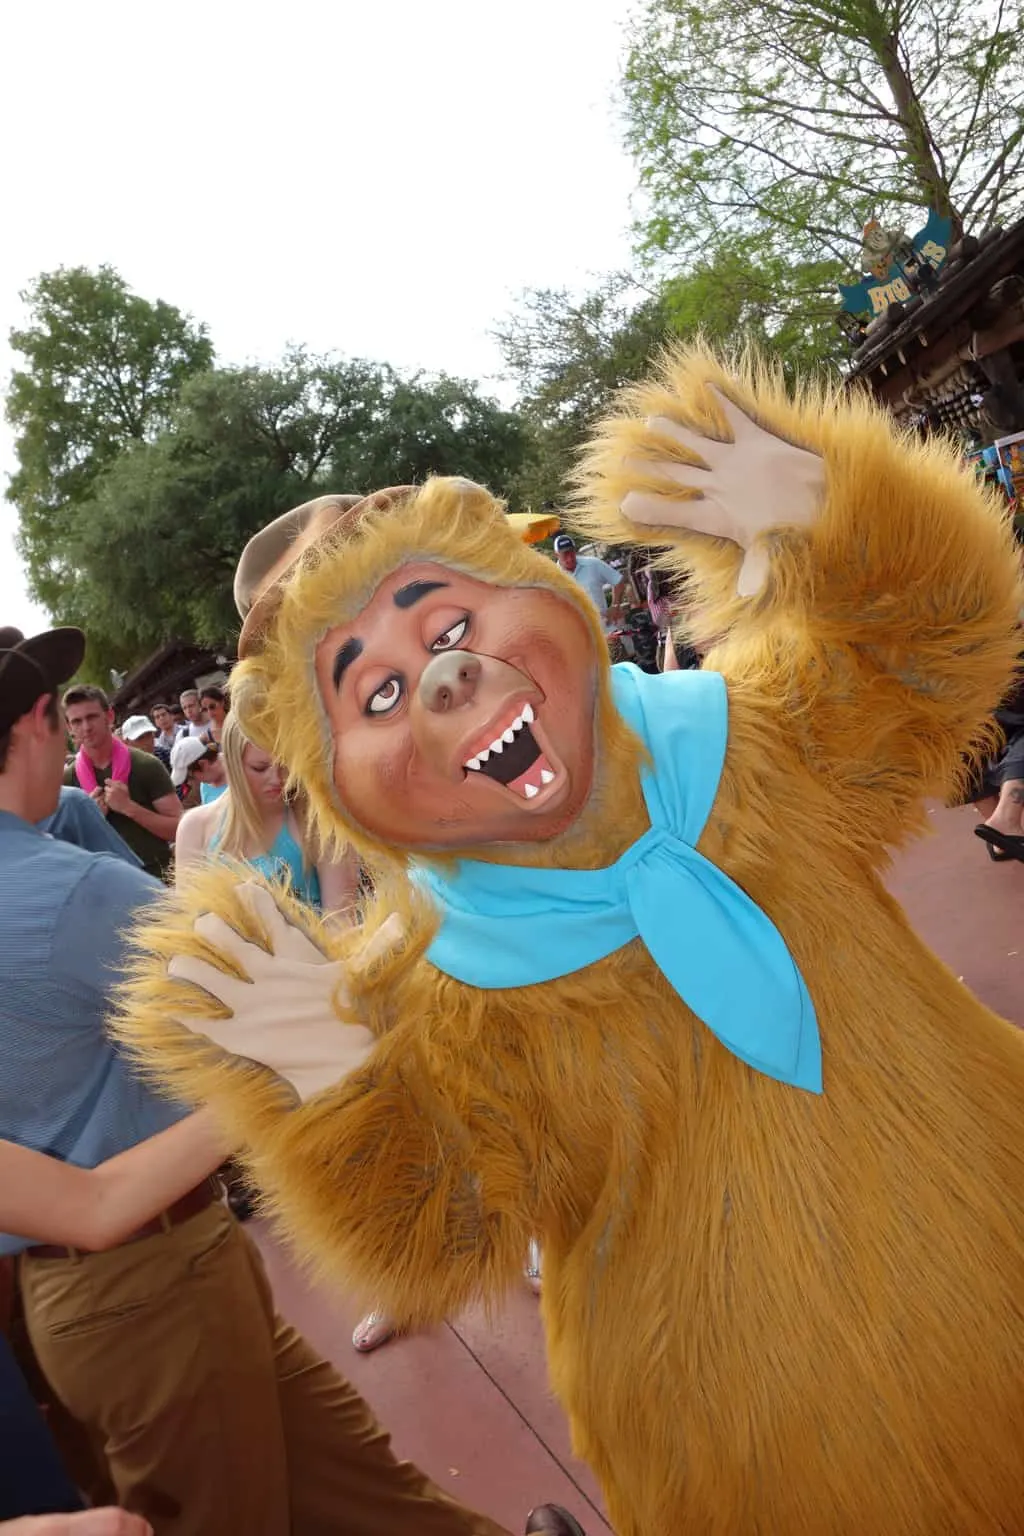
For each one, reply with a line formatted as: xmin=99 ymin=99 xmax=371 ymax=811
xmin=24 ymin=1178 xmax=222 ymax=1261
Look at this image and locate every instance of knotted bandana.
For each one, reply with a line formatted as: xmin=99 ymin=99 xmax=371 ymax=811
xmin=414 ymin=664 xmax=822 ymax=1094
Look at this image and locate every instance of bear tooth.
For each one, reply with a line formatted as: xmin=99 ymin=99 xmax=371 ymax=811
xmin=511 ymin=713 xmax=524 ymax=732
xmin=489 ymin=737 xmax=504 ymax=755
xmin=522 ymin=702 xmax=535 ymax=723
xmin=502 ymin=727 xmax=515 ymax=743
xmin=478 ymin=747 xmax=490 ymax=763
xmin=540 ymin=768 xmax=554 ymax=785
xmin=465 ymin=756 xmax=482 ymax=771
xmin=524 ymin=782 xmax=539 ymax=799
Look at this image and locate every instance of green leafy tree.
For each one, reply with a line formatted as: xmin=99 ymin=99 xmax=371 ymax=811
xmin=496 ymin=251 xmax=842 ymax=508
xmin=60 ymin=351 xmax=386 ymax=673
xmin=335 ymin=372 xmax=530 ymax=499
xmin=61 ymin=353 xmax=531 ymax=678
xmin=624 ymin=0 xmax=1024 ymax=315
xmin=496 ymin=277 xmax=677 ymax=508
xmin=5 ymin=265 xmax=214 ymax=615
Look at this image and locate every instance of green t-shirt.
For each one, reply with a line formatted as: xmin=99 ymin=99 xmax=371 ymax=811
xmin=64 ymin=746 xmax=176 ymax=880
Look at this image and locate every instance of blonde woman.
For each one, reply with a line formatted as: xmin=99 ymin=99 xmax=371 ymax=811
xmin=175 ymin=714 xmax=360 ymax=914
xmin=174 ymin=715 xmax=360 ymax=1220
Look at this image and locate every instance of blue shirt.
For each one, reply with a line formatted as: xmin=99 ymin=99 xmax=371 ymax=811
xmin=38 ymin=786 xmax=142 ymax=865
xmin=0 ymin=811 xmax=186 ymax=1255
xmin=209 ymin=814 xmax=322 ymax=908
xmin=567 ymin=556 xmax=622 ymax=628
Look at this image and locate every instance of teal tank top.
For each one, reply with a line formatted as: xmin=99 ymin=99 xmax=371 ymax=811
xmin=209 ymin=814 xmax=321 ymax=909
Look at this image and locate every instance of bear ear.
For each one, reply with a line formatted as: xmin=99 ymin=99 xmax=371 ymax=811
xmin=416 ymin=476 xmax=509 ymax=529
xmin=447 ymin=477 xmax=491 ymax=499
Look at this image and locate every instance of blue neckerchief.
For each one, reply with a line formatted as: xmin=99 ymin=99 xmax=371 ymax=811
xmin=413 ymin=665 xmax=822 ymax=1094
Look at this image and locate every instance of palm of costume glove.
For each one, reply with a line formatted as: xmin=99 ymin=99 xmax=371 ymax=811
xmin=167 ymin=882 xmax=401 ymax=1104
xmin=620 ymin=385 xmax=827 ymax=596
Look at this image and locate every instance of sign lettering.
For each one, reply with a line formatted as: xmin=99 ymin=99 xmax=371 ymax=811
xmin=868 ymin=277 xmax=912 ymax=315
xmin=838 ymin=210 xmax=952 ymax=319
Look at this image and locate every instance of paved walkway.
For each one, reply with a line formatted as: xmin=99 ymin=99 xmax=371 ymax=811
xmin=254 ymin=800 xmax=1021 ymax=1535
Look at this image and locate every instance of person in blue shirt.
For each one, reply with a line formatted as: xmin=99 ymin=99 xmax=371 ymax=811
xmin=552 ymin=534 xmax=625 ymax=631
xmin=39 ymin=786 xmax=142 ymax=864
xmin=0 ymin=624 xmax=518 ymax=1536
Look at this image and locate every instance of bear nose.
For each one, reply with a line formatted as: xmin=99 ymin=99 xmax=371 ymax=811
xmin=418 ymin=650 xmax=482 ymax=714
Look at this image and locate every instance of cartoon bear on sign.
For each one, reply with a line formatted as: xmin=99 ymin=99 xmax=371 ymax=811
xmin=115 ymin=346 xmax=1024 ymax=1536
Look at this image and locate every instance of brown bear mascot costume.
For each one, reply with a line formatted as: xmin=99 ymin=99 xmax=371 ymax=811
xmin=113 ymin=345 xmax=1024 ymax=1536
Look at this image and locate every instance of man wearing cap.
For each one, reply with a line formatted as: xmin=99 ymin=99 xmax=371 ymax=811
xmin=0 ymin=622 xmax=519 ymax=1536
xmin=551 ymin=536 xmax=625 ymax=632
xmin=62 ymin=687 xmax=180 ymax=881
xmin=169 ymin=735 xmax=226 ymax=806
xmin=120 ymin=715 xmax=158 ymax=757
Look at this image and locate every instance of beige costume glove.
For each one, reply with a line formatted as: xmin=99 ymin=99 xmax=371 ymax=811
xmin=167 ymin=881 xmax=402 ymax=1103
xmin=621 ymin=385 xmax=827 ymax=596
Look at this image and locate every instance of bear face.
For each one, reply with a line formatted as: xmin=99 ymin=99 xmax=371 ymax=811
xmin=311 ymin=560 xmax=600 ymax=850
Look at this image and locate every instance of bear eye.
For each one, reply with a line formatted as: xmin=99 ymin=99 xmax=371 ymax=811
xmin=367 ymin=677 xmax=403 ymax=716
xmin=430 ymin=617 xmax=469 ymax=652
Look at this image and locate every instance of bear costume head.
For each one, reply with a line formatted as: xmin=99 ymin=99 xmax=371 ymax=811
xmin=228 ymin=477 xmax=645 ymax=872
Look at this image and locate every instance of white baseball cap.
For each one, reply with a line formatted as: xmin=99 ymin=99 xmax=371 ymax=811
xmin=170 ymin=734 xmax=214 ymax=787
xmin=121 ymin=714 xmax=157 ymax=742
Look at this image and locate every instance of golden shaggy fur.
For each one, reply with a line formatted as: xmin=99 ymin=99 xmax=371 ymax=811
xmin=113 ymin=344 xmax=1024 ymax=1535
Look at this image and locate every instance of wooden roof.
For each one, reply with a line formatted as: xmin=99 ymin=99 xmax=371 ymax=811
xmin=845 ymin=219 xmax=1024 ymax=418
xmin=112 ymin=639 xmax=234 ymax=716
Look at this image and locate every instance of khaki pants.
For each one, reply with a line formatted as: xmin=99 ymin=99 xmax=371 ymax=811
xmin=20 ymin=1202 xmax=509 ymax=1536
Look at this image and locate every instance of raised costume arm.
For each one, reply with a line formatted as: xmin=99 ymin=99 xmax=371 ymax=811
xmin=112 ymin=866 xmax=536 ymax=1323
xmin=575 ymin=344 xmax=1024 ymax=854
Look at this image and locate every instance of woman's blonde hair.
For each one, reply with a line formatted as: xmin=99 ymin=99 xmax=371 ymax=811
xmin=212 ymin=712 xmax=276 ymax=861
xmin=213 ymin=711 xmax=315 ymax=869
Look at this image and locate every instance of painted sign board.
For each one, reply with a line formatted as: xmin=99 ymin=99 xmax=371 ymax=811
xmin=838 ymin=210 xmax=952 ymax=318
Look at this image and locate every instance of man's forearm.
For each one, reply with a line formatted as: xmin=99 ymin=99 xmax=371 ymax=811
xmin=127 ymin=805 xmax=180 ymax=840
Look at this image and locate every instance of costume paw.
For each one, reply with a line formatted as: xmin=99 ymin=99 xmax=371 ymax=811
xmin=164 ymin=879 xmax=384 ymax=1102
xmin=618 ymin=386 xmax=825 ymax=596
xmin=116 ymin=866 xmax=404 ymax=1108
xmin=573 ymin=347 xmax=830 ymax=598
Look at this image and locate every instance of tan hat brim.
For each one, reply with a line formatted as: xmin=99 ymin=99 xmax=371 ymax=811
xmin=235 ymin=487 xmax=417 ymax=658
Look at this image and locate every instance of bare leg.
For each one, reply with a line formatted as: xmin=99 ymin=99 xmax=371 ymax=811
xmin=981 ymin=778 xmax=1024 ymax=837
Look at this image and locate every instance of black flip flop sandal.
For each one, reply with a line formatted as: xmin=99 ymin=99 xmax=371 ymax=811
xmin=974 ymin=825 xmax=1024 ymax=862
xmin=985 ymin=841 xmax=1015 ymax=862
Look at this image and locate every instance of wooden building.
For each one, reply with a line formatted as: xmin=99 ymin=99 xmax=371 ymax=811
xmin=845 ymin=218 xmax=1024 ymax=444
xmin=111 ymin=639 xmax=233 ymax=720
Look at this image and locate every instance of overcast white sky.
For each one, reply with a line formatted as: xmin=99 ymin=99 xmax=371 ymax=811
xmin=0 ymin=0 xmax=640 ymax=635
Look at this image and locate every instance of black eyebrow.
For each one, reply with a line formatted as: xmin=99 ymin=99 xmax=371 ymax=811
xmin=332 ymin=638 xmax=363 ymax=691
xmin=393 ymin=580 xmax=449 ymax=609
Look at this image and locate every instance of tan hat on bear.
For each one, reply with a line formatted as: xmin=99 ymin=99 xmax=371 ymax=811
xmin=234 ymin=488 xmax=417 ymax=657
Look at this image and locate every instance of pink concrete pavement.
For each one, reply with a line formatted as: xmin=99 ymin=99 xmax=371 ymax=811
xmin=255 ymin=798 xmax=1021 ymax=1534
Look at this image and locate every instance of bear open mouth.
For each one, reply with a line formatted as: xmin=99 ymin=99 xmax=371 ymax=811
xmin=463 ymin=702 xmax=558 ymax=800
